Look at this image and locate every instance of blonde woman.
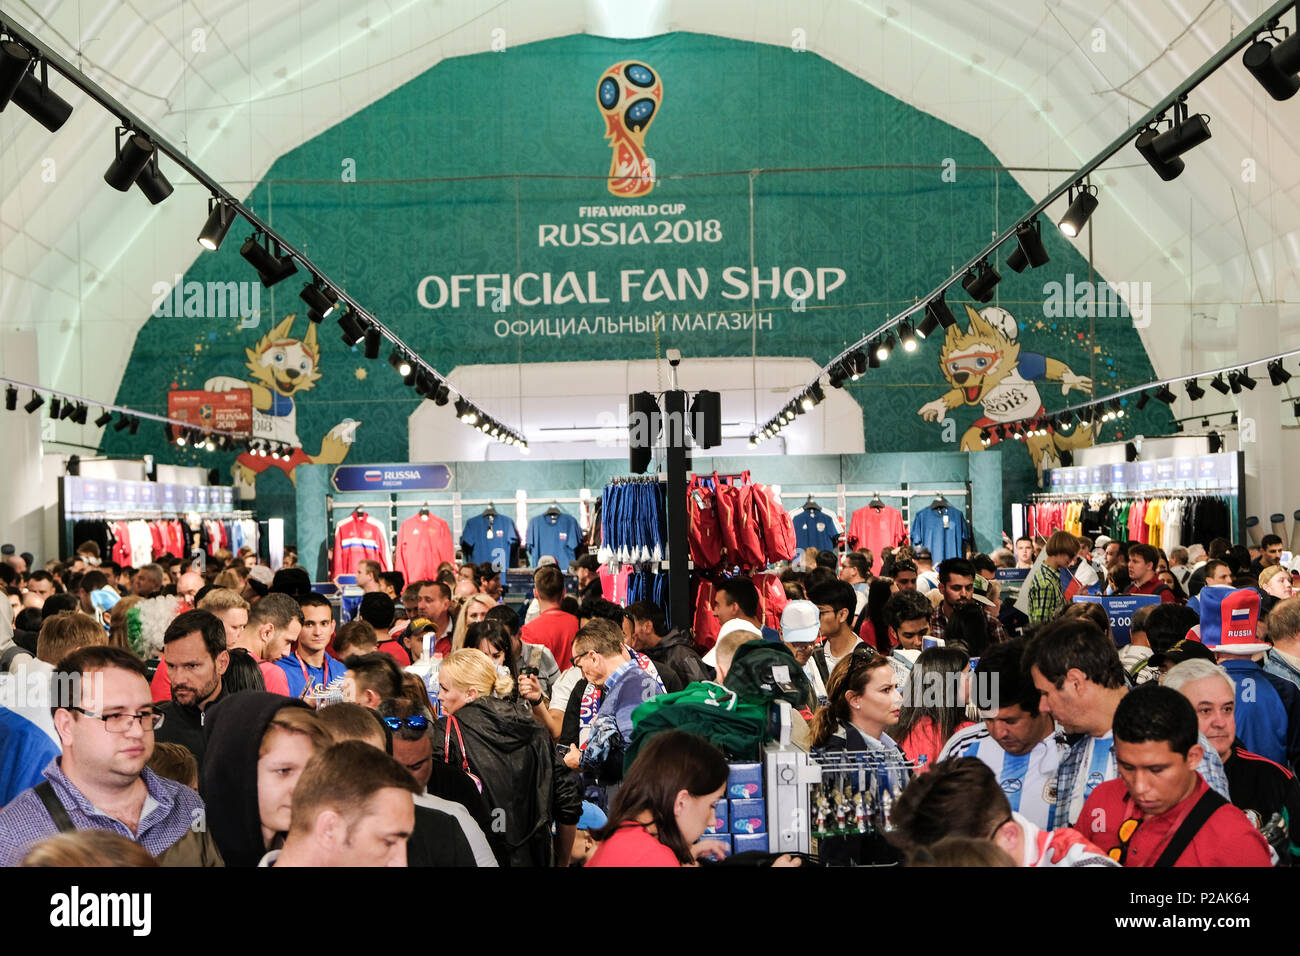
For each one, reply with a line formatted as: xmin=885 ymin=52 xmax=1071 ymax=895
xmin=432 ymin=648 xmax=581 ymax=867
xmin=451 ymin=593 xmax=496 ymax=651
xmin=1260 ymin=564 xmax=1294 ymax=601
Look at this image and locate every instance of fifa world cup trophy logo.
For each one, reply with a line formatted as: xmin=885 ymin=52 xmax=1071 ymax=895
xmin=596 ymin=61 xmax=663 ymax=198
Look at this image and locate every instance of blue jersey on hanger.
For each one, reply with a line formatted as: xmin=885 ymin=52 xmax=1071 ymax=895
xmin=910 ymin=506 xmax=969 ymax=564
xmin=461 ymin=513 xmax=520 ymax=569
xmin=527 ymin=511 xmax=582 ymax=567
xmin=792 ymin=508 xmax=840 ymax=552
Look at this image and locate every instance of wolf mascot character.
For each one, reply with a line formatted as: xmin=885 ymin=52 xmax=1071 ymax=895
xmin=917 ymin=305 xmax=1094 ymax=469
xmin=204 ymin=314 xmax=358 ymax=498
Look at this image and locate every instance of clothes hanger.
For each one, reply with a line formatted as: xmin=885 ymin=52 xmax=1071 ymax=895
xmin=419 ymin=500 xmax=430 ymax=517
xmin=803 ymin=494 xmax=820 ymax=511
xmin=869 ymin=491 xmax=884 ymax=509
xmin=483 ymin=502 xmax=497 ymax=517
xmin=931 ymin=495 xmax=949 ymax=510
xmin=546 ymin=500 xmax=561 ymax=516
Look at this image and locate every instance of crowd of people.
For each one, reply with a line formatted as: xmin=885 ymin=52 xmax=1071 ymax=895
xmin=0 ymin=527 xmax=1296 ymax=869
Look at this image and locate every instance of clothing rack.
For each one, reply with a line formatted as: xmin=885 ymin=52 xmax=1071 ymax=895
xmin=1029 ymin=488 xmax=1224 ymax=500
xmin=325 ymin=491 xmax=595 ymax=573
xmin=777 ymin=483 xmax=973 ymax=552
xmin=65 ymin=508 xmax=256 ymax=519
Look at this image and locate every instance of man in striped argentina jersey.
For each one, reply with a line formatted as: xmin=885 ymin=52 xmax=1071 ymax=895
xmin=940 ymin=639 xmax=1063 ymax=830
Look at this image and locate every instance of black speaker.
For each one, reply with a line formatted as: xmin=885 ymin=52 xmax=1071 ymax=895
xmin=628 ymin=391 xmax=660 ymax=474
xmin=1125 ymin=442 xmax=1138 ymax=462
xmin=690 ymin=389 xmax=722 ymax=449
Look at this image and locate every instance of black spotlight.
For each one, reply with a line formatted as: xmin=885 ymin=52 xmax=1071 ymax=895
xmin=300 ymin=279 xmax=337 ymax=321
xmin=10 ymin=59 xmax=73 ymax=132
xmin=898 ymin=320 xmax=918 ymax=353
xmin=113 ymin=412 xmax=130 ymax=431
xmin=1125 ymin=442 xmax=1139 ymax=462
xmin=921 ymin=294 xmax=958 ymax=336
xmin=867 ymin=340 xmax=881 ymax=370
xmin=1147 ymin=99 xmax=1211 ymax=166
xmin=402 ymin=363 xmax=418 ymax=387
xmin=240 ymin=234 xmax=298 ymax=287
xmin=829 ymin=361 xmax=848 ymax=389
xmin=128 ymin=416 xmax=139 ymax=435
xmin=1006 ymin=218 xmax=1050 ymax=272
xmin=433 ymin=381 xmax=451 ymax=406
xmin=389 ymin=349 xmax=411 ymax=376
xmin=1243 ymin=32 xmax=1300 ymax=101
xmin=48 ymin=397 xmax=62 ymax=419
xmin=1185 ymin=379 xmax=1205 ymax=401
xmin=104 ymin=130 xmax=157 ymax=191
xmin=198 ymin=199 xmax=236 ymax=251
xmin=363 ymin=325 xmax=382 ymax=360
xmin=848 ymin=350 xmax=868 ymax=379
xmin=875 ymin=335 xmax=895 ymax=363
xmin=135 ymin=151 xmax=173 ymax=205
xmin=1209 ymin=373 xmax=1230 ymax=395
xmin=1237 ymin=368 xmax=1257 ymax=391
xmin=1058 ymin=182 xmax=1098 ymax=238
xmin=4 ymin=384 xmax=15 ymax=411
xmin=1228 ymin=371 xmax=1242 ymax=394
xmin=1134 ymin=125 xmax=1185 ymax=182
xmin=1154 ymin=383 xmax=1177 ymax=404
xmin=1135 ymin=390 xmax=1150 ymax=410
xmin=337 ymin=308 xmax=366 ymax=347
xmin=0 ymin=40 xmax=32 ymax=108
xmin=71 ymin=403 xmax=88 ymax=425
xmin=1268 ymin=359 xmax=1292 ymax=386
xmin=1208 ymin=431 xmax=1224 ymax=454
xmin=1293 ymin=400 xmax=1300 ymax=420
xmin=961 ymin=260 xmax=1001 ymax=302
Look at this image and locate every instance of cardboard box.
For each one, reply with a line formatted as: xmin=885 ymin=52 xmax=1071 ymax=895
xmin=699 ymin=834 xmax=732 ymax=856
xmin=729 ymin=798 xmax=766 ymax=834
xmin=732 ymin=832 xmax=769 ymax=854
xmin=727 ymin=762 xmax=763 ymax=799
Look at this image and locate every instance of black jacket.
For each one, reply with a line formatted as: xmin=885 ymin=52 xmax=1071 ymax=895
xmin=643 ymin=629 xmax=710 ymax=694
xmin=199 ymin=692 xmax=311 ymax=867
xmin=156 ymin=685 xmax=228 ymax=764
xmin=408 ymin=805 xmax=478 ymax=867
xmin=432 ymin=695 xmax=581 ymax=867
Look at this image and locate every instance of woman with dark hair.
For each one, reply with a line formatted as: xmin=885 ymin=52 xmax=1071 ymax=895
xmin=941 ymin=602 xmax=994 ymax=657
xmin=856 ymin=577 xmax=894 ymax=654
xmin=1157 ymin=569 xmax=1189 ymax=604
xmin=462 ymin=620 xmax=521 ymax=704
xmin=222 ymin=647 xmax=267 ymax=694
xmin=588 ymin=730 xmax=731 ymax=866
xmin=892 ymin=646 xmax=973 ymax=773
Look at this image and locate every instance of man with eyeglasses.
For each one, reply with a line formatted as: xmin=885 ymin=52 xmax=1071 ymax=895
xmin=0 ymin=645 xmax=205 ymax=866
xmin=376 ymin=696 xmax=497 ymax=867
xmin=154 ymin=610 xmax=230 ymax=764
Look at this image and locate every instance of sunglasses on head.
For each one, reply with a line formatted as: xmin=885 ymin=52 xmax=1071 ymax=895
xmin=382 ymin=715 xmax=429 ymax=731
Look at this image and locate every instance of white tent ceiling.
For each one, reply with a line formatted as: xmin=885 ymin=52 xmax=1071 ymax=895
xmin=2 ymin=0 xmax=1298 ymax=431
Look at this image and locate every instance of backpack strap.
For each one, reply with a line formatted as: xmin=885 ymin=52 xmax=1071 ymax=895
xmin=813 ymin=647 xmax=830 ymax=682
xmin=34 ymin=781 xmax=76 ymax=834
xmin=1152 ymin=787 xmax=1228 ymax=867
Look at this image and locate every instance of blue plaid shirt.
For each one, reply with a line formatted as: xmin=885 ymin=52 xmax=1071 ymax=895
xmin=0 ymin=757 xmax=204 ymax=866
xmin=1055 ymin=730 xmax=1230 ymax=828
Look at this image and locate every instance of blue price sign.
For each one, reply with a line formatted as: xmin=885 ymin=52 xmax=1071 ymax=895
xmin=1071 ymin=594 xmax=1161 ymax=647
xmin=994 ymin=568 xmax=1029 ymax=582
xmin=332 ymin=464 xmax=454 ymax=493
